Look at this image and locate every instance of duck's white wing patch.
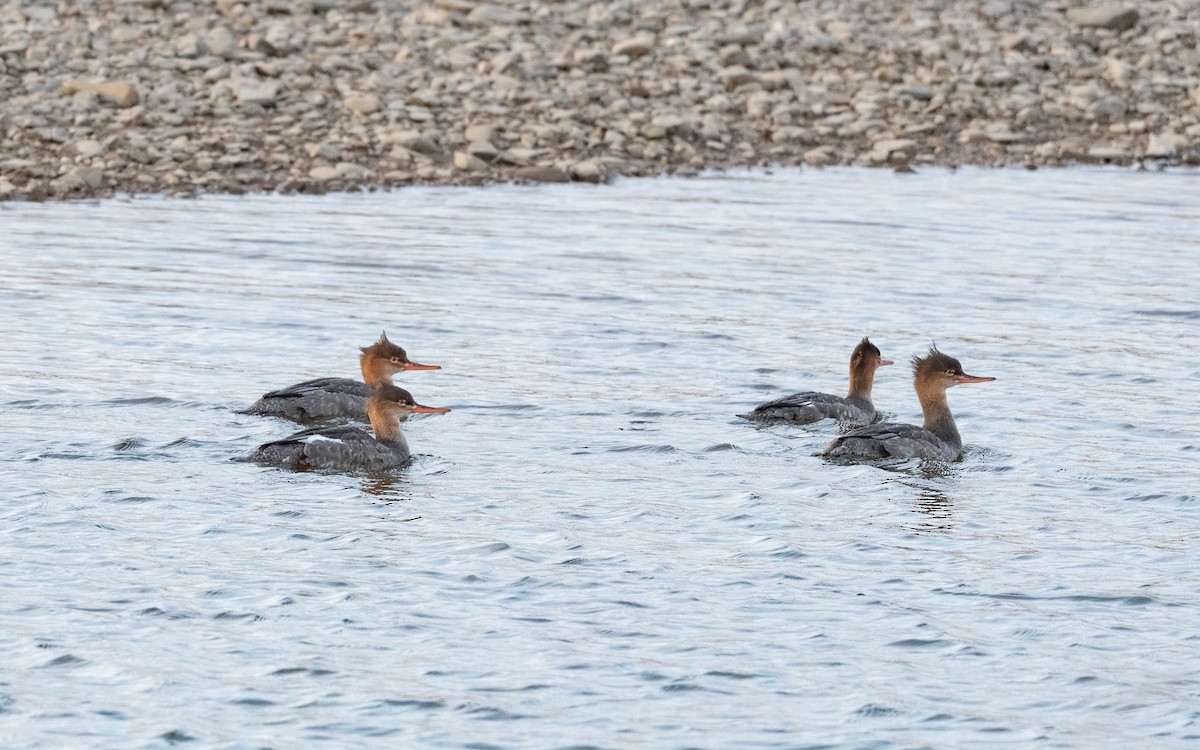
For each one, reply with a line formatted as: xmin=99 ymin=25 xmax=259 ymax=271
xmin=302 ymin=434 xmax=344 ymax=445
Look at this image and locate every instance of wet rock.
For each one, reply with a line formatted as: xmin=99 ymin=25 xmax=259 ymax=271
xmin=570 ymin=157 xmax=609 ymax=183
xmin=869 ymin=138 xmax=917 ymax=163
xmin=515 ymin=166 xmax=569 ymax=182
xmin=50 ymin=166 xmax=104 ymax=196
xmin=1087 ymin=143 xmax=1129 ymax=161
xmin=74 ymin=166 xmax=105 ymax=189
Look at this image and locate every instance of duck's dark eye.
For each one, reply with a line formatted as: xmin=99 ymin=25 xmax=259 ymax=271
xmin=390 ymin=356 xmax=402 ymax=363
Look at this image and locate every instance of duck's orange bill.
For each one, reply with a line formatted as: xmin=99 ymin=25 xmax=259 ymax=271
xmin=957 ymin=374 xmax=996 ymax=384
xmin=403 ymin=362 xmax=441 ymax=371
xmin=411 ymin=405 xmax=451 ymax=413
xmin=879 ymin=359 xmax=895 ymax=366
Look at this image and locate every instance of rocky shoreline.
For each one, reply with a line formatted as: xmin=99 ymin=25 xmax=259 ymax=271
xmin=2 ymin=0 xmax=1198 ymax=201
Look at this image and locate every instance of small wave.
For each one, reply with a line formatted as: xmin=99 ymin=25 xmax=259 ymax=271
xmin=160 ymin=730 xmax=196 ymax=744
xmin=1134 ymin=309 xmax=1200 ymax=319
xmin=887 ymin=638 xmax=951 ymax=648
xmin=935 ymin=589 xmax=1159 ymax=606
xmin=382 ymin=699 xmax=446 ymax=710
xmin=97 ymin=396 xmax=179 ymax=406
xmin=855 ymin=703 xmax=902 ymax=717
xmin=606 ymin=444 xmax=679 ymax=454
xmin=701 ymin=442 xmax=743 ymax=453
xmin=3 ymin=399 xmax=59 ymax=410
xmin=41 ymin=654 xmax=86 ymax=668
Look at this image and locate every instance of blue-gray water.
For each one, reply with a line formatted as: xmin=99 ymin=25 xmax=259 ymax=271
xmin=1 ymin=169 xmax=1198 ymax=748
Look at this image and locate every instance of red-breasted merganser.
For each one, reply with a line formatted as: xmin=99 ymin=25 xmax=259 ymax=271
xmin=244 ymin=384 xmax=450 ymax=471
xmin=744 ymin=337 xmax=893 ymax=426
xmin=822 ymin=346 xmax=994 ymax=462
xmin=241 ymin=332 xmax=439 ymax=422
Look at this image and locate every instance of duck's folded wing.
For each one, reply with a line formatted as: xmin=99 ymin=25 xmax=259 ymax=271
xmin=259 ymin=377 xmax=370 ymax=399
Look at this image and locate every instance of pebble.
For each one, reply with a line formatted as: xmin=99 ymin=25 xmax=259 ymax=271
xmin=454 ymin=151 xmax=488 ymax=171
xmin=612 ymin=36 xmax=656 ymax=59
xmin=1066 ymin=6 xmax=1139 ymax=32
xmin=58 ymin=80 xmax=140 ymax=108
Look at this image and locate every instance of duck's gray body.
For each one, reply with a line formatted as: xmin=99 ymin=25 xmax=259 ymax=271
xmin=822 ymin=421 xmax=962 ymax=462
xmin=241 ymin=378 xmax=371 ymax=422
xmin=745 ymin=391 xmax=876 ymax=426
xmin=246 ymin=424 xmax=412 ymax=471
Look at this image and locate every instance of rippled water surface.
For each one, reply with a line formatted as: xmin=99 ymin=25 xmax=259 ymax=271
xmin=2 ymin=169 xmax=1199 ymax=748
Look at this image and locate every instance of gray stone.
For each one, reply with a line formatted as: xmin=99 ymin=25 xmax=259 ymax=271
xmin=453 ymin=151 xmax=488 ymax=171
xmin=869 ymin=138 xmax=917 ymax=162
xmin=71 ymin=139 xmax=104 ymax=158
xmin=175 ymin=33 xmax=206 ymax=59
xmin=515 ymin=166 xmax=570 ymax=182
xmin=309 ymin=165 xmax=339 ymax=181
xmin=720 ymin=66 xmax=755 ymax=90
xmin=235 ymin=80 xmax=280 ymax=105
xmin=466 ymin=141 xmax=499 ymax=160
xmin=803 ymin=145 xmax=839 ymax=166
xmin=344 ymin=93 xmax=381 ymax=114
xmin=74 ymin=166 xmax=104 ymax=189
xmin=612 ymin=36 xmax=655 ymax=59
xmin=570 ymin=158 xmax=608 ymax=182
xmin=386 ymin=130 xmax=440 ymax=154
xmin=467 ymin=5 xmax=523 ymax=25
xmin=59 ymin=80 xmax=140 ymax=108
xmin=336 ymin=163 xmax=370 ymax=179
xmin=498 ymin=148 xmax=539 ymax=166
xmin=1145 ymin=131 xmax=1181 ymax=158
xmin=899 ymin=84 xmax=934 ymax=101
xmin=1092 ymin=95 xmax=1126 ymax=117
xmin=806 ymin=34 xmax=842 ymax=53
xmin=207 ymin=28 xmax=237 ymax=59
xmin=1066 ymin=6 xmax=1139 ymax=32
xmin=1087 ymin=144 xmax=1128 ymax=161
xmin=465 ymin=124 xmax=497 ymax=144
xmin=981 ymin=1 xmax=1013 ymax=19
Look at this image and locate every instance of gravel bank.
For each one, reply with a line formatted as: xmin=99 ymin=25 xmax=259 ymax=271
xmin=2 ymin=0 xmax=1198 ymax=200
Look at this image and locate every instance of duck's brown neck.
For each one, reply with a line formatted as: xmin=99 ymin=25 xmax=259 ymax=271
xmin=847 ymin=363 xmax=876 ymax=401
xmin=361 ymin=355 xmax=395 ymax=388
xmin=367 ymin=402 xmax=402 ymax=442
xmin=916 ymin=382 xmax=961 ymax=448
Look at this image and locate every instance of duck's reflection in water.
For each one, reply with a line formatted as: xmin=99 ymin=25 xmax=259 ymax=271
xmin=360 ymin=473 xmax=414 ymax=503
xmin=884 ymin=463 xmax=960 ymax=534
